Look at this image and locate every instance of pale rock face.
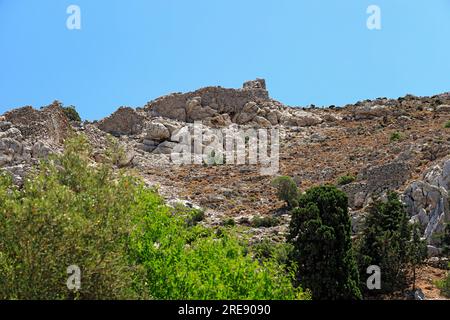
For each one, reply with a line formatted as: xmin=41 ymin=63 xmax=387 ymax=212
xmin=97 ymin=107 xmax=145 ymax=136
xmin=280 ymin=110 xmax=322 ymax=127
xmin=403 ymin=157 xmax=450 ymax=247
xmin=144 ymin=122 xmax=171 ymax=141
xmin=32 ymin=141 xmax=52 ymax=159
xmin=436 ymin=104 xmax=450 ymax=112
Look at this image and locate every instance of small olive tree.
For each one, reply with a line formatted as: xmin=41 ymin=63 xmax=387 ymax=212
xmin=271 ymin=176 xmax=299 ymax=208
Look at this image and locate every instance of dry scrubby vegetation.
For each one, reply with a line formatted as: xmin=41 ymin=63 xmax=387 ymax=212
xmin=0 ymin=135 xmax=308 ymax=300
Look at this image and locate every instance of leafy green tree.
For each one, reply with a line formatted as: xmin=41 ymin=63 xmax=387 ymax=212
xmin=0 ymin=135 xmax=142 ymax=299
xmin=356 ymin=192 xmax=426 ymax=295
xmin=129 ymin=194 xmax=309 ymax=300
xmin=63 ymin=105 xmax=82 ymax=122
xmin=271 ymin=176 xmax=299 ymax=208
xmin=287 ymin=185 xmax=362 ymax=300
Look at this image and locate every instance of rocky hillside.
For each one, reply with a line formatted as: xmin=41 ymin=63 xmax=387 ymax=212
xmin=1 ymin=79 xmax=449 ymax=256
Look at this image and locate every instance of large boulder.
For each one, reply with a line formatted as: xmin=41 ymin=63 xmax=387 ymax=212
xmin=144 ymin=122 xmax=171 ymax=141
xmin=97 ymin=107 xmax=145 ymax=136
xmin=235 ymin=102 xmax=259 ymax=124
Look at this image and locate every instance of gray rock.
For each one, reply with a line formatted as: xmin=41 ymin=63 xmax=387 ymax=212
xmin=427 ymin=245 xmax=442 ymax=258
xmin=186 ymin=97 xmax=218 ymax=121
xmin=152 ymin=141 xmax=179 ymax=155
xmin=0 ymin=121 xmax=12 ymax=131
xmin=145 ymin=122 xmax=170 ymax=141
xmin=436 ymin=105 xmax=450 ymax=112
xmin=403 ymin=158 xmax=450 ymax=245
xmin=266 ymin=110 xmax=281 ymax=125
xmin=235 ymin=102 xmax=259 ymax=124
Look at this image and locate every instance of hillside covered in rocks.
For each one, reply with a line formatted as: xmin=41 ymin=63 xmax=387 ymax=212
xmin=1 ymin=79 xmax=449 ymax=259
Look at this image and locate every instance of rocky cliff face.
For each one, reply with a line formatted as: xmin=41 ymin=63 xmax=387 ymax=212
xmin=1 ymin=80 xmax=449 ymax=254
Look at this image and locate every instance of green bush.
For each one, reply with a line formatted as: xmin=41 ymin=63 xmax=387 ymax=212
xmin=252 ymin=239 xmax=294 ymax=266
xmin=0 ymin=135 xmax=141 ymax=299
xmin=356 ymin=192 xmax=427 ymax=295
xmin=288 ymin=185 xmax=362 ymax=300
xmin=271 ymin=176 xmax=299 ymax=208
xmin=251 ymin=216 xmax=281 ymax=228
xmin=337 ymin=174 xmax=356 ymax=186
xmin=62 ymin=105 xmax=82 ymax=122
xmin=129 ymin=196 xmax=309 ymax=300
xmin=444 ymin=120 xmax=450 ymax=129
xmin=436 ymin=266 xmax=450 ymax=298
xmin=390 ymin=131 xmax=403 ymax=142
xmin=222 ymin=218 xmax=236 ymax=227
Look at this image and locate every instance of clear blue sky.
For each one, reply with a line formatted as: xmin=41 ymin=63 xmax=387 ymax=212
xmin=1 ymin=0 xmax=450 ymax=120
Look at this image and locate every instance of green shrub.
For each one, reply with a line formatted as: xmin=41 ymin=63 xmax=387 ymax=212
xmin=252 ymin=239 xmax=294 ymax=266
xmin=390 ymin=131 xmax=403 ymax=142
xmin=356 ymin=192 xmax=427 ymax=295
xmin=337 ymin=174 xmax=356 ymax=186
xmin=222 ymin=218 xmax=236 ymax=227
xmin=288 ymin=185 xmax=362 ymax=300
xmin=0 ymin=135 xmax=142 ymax=299
xmin=251 ymin=216 xmax=281 ymax=228
xmin=104 ymin=135 xmax=127 ymax=167
xmin=129 ymin=196 xmax=309 ymax=300
xmin=436 ymin=267 xmax=450 ymax=298
xmin=271 ymin=176 xmax=299 ymax=208
xmin=63 ymin=105 xmax=82 ymax=122
xmin=444 ymin=120 xmax=450 ymax=129
xmin=130 ymin=194 xmax=308 ymax=300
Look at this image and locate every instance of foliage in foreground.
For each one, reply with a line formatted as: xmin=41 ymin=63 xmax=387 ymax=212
xmin=0 ymin=135 xmax=139 ymax=299
xmin=0 ymin=135 xmax=308 ymax=300
xmin=129 ymin=194 xmax=309 ymax=300
xmin=287 ymin=185 xmax=362 ymax=300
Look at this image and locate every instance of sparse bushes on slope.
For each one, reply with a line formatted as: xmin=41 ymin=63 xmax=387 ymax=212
xmin=287 ymin=185 xmax=362 ymax=300
xmin=445 ymin=120 xmax=450 ymax=129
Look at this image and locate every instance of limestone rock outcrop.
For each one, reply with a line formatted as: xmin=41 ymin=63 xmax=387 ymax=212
xmin=403 ymin=157 xmax=450 ymax=245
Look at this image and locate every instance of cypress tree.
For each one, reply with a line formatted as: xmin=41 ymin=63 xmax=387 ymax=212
xmin=288 ymin=185 xmax=362 ymax=300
